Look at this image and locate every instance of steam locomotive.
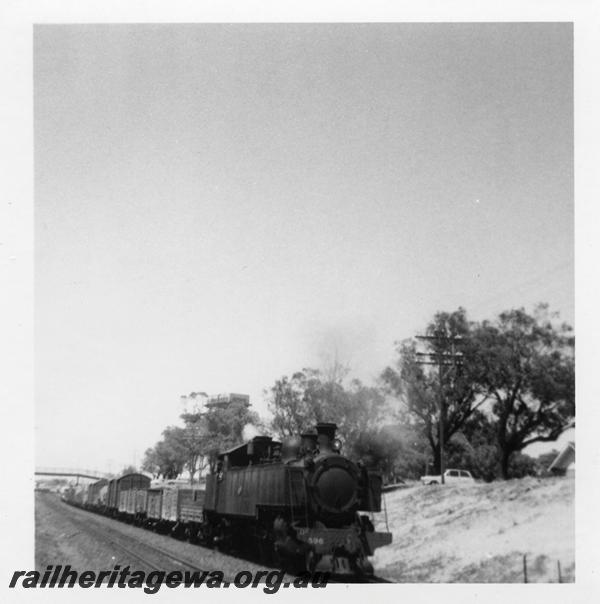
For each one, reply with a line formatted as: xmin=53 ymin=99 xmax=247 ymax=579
xmin=200 ymin=422 xmax=392 ymax=574
xmin=63 ymin=422 xmax=392 ymax=577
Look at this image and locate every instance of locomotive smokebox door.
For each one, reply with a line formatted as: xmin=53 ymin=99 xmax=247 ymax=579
xmin=310 ymin=457 xmax=359 ymax=515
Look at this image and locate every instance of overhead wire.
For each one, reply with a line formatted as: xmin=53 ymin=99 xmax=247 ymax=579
xmin=468 ymin=260 xmax=573 ymax=317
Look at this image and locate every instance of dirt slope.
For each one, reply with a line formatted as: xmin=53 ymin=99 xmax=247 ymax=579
xmin=372 ymin=476 xmax=574 ymax=583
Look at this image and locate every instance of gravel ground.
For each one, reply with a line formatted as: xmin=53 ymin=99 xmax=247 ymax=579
xmin=35 ymin=492 xmax=273 ymax=578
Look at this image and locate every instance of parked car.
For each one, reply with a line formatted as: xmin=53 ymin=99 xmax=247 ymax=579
xmin=420 ymin=469 xmax=475 ymax=485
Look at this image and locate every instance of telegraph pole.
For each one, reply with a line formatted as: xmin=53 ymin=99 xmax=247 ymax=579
xmin=416 ymin=331 xmax=463 ymax=484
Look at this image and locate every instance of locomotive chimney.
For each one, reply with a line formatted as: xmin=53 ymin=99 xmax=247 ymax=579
xmin=301 ymin=432 xmax=318 ymax=455
xmin=315 ymin=422 xmax=337 ymax=452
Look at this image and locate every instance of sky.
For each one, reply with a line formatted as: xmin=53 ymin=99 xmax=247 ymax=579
xmin=34 ymin=23 xmax=573 ymax=472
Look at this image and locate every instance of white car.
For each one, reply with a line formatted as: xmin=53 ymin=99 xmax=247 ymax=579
xmin=420 ymin=469 xmax=475 ymax=485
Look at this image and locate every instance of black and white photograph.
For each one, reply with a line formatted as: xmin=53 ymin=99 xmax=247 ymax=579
xmin=2 ymin=1 xmax=598 ymax=600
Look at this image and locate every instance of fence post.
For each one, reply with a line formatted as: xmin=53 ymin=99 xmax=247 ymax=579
xmin=523 ymin=554 xmax=528 ymax=583
xmin=557 ymin=560 xmax=562 ymax=583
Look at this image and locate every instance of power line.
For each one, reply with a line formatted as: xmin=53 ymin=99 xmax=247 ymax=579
xmin=415 ymin=332 xmax=464 ymax=484
xmin=469 ymin=260 xmax=572 ymax=315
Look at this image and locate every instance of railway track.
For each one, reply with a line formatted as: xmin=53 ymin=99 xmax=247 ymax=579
xmin=68 ymin=512 xmax=209 ymax=574
xmin=46 ymin=494 xmax=393 ymax=584
xmin=46 ymin=495 xmax=211 ymax=575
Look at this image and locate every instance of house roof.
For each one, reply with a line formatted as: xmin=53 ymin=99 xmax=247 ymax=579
xmin=548 ymin=441 xmax=575 ymax=471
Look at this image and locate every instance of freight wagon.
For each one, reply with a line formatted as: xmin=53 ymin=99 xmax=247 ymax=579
xmin=84 ymin=478 xmax=108 ymax=509
xmin=106 ymin=473 xmax=151 ymax=519
xmin=144 ymin=485 xmax=205 ymax=536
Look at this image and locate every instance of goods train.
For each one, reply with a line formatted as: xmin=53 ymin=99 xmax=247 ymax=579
xmin=62 ymin=422 xmax=392 ymax=576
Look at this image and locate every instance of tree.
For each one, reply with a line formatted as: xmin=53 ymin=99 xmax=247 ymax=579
xmin=120 ymin=464 xmax=138 ymax=475
xmin=141 ymin=426 xmax=188 ymax=479
xmin=185 ymin=400 xmax=261 ymax=473
xmin=177 ymin=414 xmax=210 ymax=484
xmin=443 ymin=410 xmax=500 ymax=481
xmin=471 ymin=304 xmax=574 ymax=479
xmin=142 ymin=398 xmax=261 ymax=481
xmin=339 ymin=380 xmax=388 ymax=446
xmin=267 ymin=365 xmax=356 ymax=437
xmin=381 ymin=308 xmax=488 ymax=473
xmin=507 ymin=452 xmax=537 ymax=478
xmin=141 ymin=446 xmax=160 ymax=477
xmin=351 ymin=428 xmax=403 ymax=478
xmin=266 ymin=367 xmax=388 ymax=451
xmin=267 ymin=371 xmax=319 ymax=437
xmin=351 ymin=424 xmax=430 ymax=481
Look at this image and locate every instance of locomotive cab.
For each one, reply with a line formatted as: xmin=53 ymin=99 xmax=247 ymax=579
xmin=217 ymin=435 xmax=281 ymax=469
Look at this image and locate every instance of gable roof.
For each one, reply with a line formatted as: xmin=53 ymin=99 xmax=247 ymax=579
xmin=548 ymin=441 xmax=575 ymax=472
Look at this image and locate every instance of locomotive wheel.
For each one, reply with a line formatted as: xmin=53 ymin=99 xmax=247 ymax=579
xmin=213 ymin=523 xmax=233 ymax=553
xmin=305 ymin=550 xmax=317 ymax=573
xmin=272 ymin=543 xmax=284 ymax=570
xmin=257 ymin=532 xmax=275 ymax=566
xmin=196 ymin=525 xmax=210 ymax=546
xmin=185 ymin=527 xmax=195 ymax=544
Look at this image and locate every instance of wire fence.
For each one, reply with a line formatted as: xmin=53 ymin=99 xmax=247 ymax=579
xmin=522 ymin=554 xmax=569 ymax=583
